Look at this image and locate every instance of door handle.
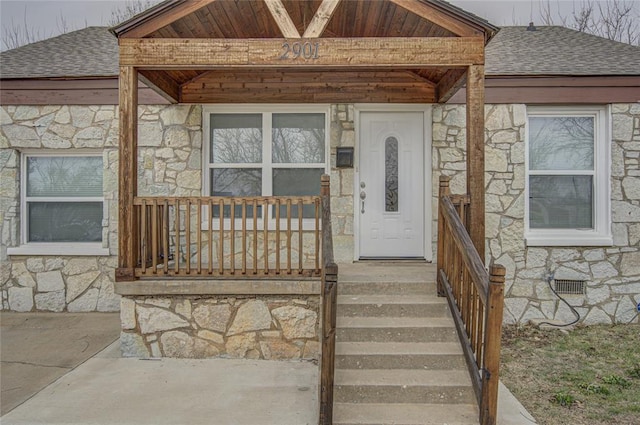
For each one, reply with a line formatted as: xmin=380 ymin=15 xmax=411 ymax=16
xmin=360 ymin=191 xmax=366 ymax=214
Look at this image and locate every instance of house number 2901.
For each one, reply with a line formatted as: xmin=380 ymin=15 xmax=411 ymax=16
xmin=280 ymin=42 xmax=320 ymax=60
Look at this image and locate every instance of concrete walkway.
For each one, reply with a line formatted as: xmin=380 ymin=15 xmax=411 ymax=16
xmin=1 ymin=308 xmax=534 ymax=425
xmin=1 ymin=312 xmax=120 ymax=415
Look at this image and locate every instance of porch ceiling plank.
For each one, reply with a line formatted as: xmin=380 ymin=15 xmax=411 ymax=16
xmin=180 ymin=81 xmax=436 ymax=103
xmin=264 ymin=0 xmax=301 ymax=38
xmin=389 ymin=0 xmax=481 ymax=37
xmin=119 ymin=37 xmax=485 ymax=68
xmin=184 ymin=69 xmax=430 ymax=84
xmin=120 ymin=0 xmax=219 ymax=39
xmin=303 ymin=0 xmax=341 ymax=38
xmin=138 ymin=69 xmax=180 ymax=103
xmin=436 ymin=68 xmax=467 ymax=102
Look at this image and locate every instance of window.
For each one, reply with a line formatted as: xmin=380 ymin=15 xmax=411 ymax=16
xmin=204 ymin=106 xmax=328 ymax=220
xmin=525 ymin=106 xmax=611 ymax=246
xmin=8 ymin=153 xmax=107 ymax=256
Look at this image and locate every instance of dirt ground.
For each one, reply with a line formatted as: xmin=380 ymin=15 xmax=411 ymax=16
xmin=500 ymin=324 xmax=640 ymax=425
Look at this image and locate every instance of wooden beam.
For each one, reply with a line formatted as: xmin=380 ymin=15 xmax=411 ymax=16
xmin=303 ymin=0 xmax=341 ymax=38
xmin=120 ymin=37 xmax=485 ymax=68
xmin=466 ymin=64 xmax=485 ymax=262
xmin=138 ymin=70 xmax=180 ymax=103
xmin=436 ymin=68 xmax=467 ymax=103
xmin=117 ymin=66 xmax=139 ymax=281
xmin=264 ymin=0 xmax=301 ymax=38
xmin=389 ymin=0 xmax=481 ymax=37
xmin=120 ymin=0 xmax=219 ymax=38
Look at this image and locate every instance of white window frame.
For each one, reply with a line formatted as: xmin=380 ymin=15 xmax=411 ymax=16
xmin=7 ymin=151 xmax=109 ymax=256
xmin=202 ymin=105 xmax=330 ymax=231
xmin=525 ymin=106 xmax=612 ymax=246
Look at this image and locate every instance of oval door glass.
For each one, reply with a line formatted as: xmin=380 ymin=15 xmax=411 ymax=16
xmin=385 ymin=137 xmax=399 ymax=212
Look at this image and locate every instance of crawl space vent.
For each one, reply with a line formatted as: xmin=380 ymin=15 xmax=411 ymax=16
xmin=554 ymin=279 xmax=586 ymax=295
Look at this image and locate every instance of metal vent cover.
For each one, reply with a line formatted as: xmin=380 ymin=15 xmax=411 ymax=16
xmin=554 ymin=279 xmax=586 ymax=295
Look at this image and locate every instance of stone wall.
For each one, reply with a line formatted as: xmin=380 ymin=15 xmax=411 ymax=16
xmin=329 ymin=105 xmax=355 ymax=263
xmin=120 ymin=295 xmax=320 ymax=360
xmin=0 ymin=104 xmax=202 ymax=312
xmin=433 ymin=103 xmax=640 ymax=325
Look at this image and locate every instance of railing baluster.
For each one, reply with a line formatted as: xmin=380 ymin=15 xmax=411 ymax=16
xmin=163 ymin=200 xmax=169 ymax=274
xmin=174 ymin=199 xmax=180 ymax=274
xmin=186 ymin=200 xmax=191 ymax=275
xmin=298 ymin=198 xmax=303 ymax=274
xmin=253 ymin=199 xmax=258 ymax=274
xmin=218 ymin=199 xmax=224 ymax=275
xmin=230 ymin=199 xmax=235 ymax=275
xmin=315 ymin=198 xmax=320 ymax=274
xmin=263 ymin=198 xmax=268 ymax=274
xmin=141 ymin=200 xmax=147 ymax=274
xmin=152 ymin=199 xmax=158 ymax=274
xmin=197 ymin=199 xmax=202 ymax=274
xmin=242 ymin=200 xmax=247 ymax=275
xmin=286 ymin=199 xmax=292 ymax=274
xmin=276 ymin=199 xmax=281 ymax=275
xmin=208 ymin=199 xmax=213 ymax=274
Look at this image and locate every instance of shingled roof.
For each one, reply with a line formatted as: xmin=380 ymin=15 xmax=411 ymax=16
xmin=1 ymin=24 xmax=639 ymax=80
xmin=0 ymin=27 xmax=118 ymax=79
xmin=486 ymin=26 xmax=640 ymax=76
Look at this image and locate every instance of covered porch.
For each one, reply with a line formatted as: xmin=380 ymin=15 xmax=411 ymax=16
xmin=111 ymin=1 xmax=502 ymax=424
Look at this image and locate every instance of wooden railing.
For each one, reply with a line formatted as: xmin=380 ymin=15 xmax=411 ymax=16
xmin=437 ymin=176 xmax=505 ymax=425
xmin=133 ymin=195 xmax=322 ymax=278
xmin=319 ymin=175 xmax=338 ymax=425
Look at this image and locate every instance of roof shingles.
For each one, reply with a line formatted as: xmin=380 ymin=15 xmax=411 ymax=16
xmin=0 ymin=27 xmax=118 ymax=79
xmin=486 ymin=26 xmax=640 ymax=76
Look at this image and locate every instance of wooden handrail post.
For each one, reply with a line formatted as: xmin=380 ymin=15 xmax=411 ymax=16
xmin=116 ymin=65 xmax=138 ymax=282
xmin=466 ymin=64 xmax=485 ymax=264
xmin=481 ymin=262 xmax=506 ymax=425
xmin=437 ymin=176 xmax=451 ymax=297
xmin=319 ymin=173 xmax=338 ymax=425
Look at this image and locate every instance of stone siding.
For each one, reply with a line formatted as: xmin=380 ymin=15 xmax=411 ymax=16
xmin=0 ymin=104 xmax=202 ymax=312
xmin=120 ymin=295 xmax=320 ymax=360
xmin=329 ymin=105 xmax=355 ymax=263
xmin=433 ymin=103 xmax=640 ymax=325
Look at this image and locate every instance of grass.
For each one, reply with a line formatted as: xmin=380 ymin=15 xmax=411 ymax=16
xmin=500 ymin=324 xmax=640 ymax=425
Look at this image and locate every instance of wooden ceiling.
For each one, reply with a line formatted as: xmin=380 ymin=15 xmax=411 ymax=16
xmin=117 ymin=0 xmax=492 ymax=103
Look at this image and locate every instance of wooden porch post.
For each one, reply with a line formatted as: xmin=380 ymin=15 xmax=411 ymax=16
xmin=466 ymin=64 xmax=485 ymax=263
xmin=116 ymin=66 xmax=139 ymax=281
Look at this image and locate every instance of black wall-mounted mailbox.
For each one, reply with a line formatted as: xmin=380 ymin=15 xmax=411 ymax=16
xmin=336 ymin=147 xmax=354 ymax=168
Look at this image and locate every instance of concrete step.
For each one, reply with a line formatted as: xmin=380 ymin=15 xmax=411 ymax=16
xmin=336 ymin=353 xmax=467 ymax=370
xmin=335 ymin=369 xmax=475 ymax=404
xmin=336 ymin=342 xmax=463 ymax=355
xmin=337 ymin=299 xmax=451 ymax=318
xmin=337 ymin=324 xmax=459 ymax=343
xmin=338 ymin=281 xmax=437 ymax=295
xmin=336 ymin=341 xmax=466 ymax=370
xmin=338 ymin=263 xmax=437 ymax=284
xmin=333 ymin=402 xmax=479 ymax=425
xmin=338 ymin=295 xmax=444 ymax=304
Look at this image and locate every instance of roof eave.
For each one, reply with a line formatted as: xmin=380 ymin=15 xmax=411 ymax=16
xmin=110 ymin=0 xmax=183 ymax=37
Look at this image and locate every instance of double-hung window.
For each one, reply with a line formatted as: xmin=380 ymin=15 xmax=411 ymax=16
xmin=203 ymin=106 xmax=329 ymax=223
xmin=525 ymin=106 xmax=611 ymax=246
xmin=8 ymin=153 xmax=107 ymax=256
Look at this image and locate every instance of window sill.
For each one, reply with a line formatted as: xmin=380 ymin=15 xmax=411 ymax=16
xmin=7 ymin=244 xmax=110 ymax=257
xmin=525 ymin=234 xmax=613 ymax=247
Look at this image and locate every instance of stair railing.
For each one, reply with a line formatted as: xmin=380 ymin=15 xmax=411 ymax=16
xmin=437 ymin=175 xmax=506 ymax=425
xmin=319 ymin=174 xmax=338 ymax=425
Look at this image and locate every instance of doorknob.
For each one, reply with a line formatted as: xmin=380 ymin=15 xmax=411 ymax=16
xmin=360 ymin=190 xmax=366 ymax=214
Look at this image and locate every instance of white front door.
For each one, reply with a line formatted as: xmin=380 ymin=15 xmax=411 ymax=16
xmin=358 ymin=111 xmax=425 ymax=258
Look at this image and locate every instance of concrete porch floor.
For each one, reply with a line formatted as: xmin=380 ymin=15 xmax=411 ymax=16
xmin=1 ymin=262 xmax=535 ymax=424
